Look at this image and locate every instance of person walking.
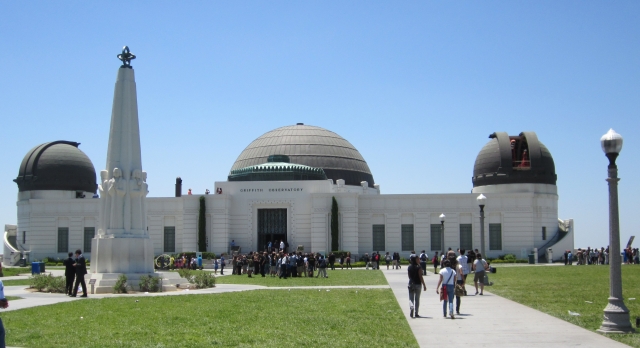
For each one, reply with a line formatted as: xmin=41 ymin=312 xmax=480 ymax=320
xmin=472 ymin=253 xmax=489 ymax=295
xmin=316 ymin=255 xmax=328 ymax=278
xmin=455 ymin=259 xmax=465 ymax=315
xmin=71 ymin=249 xmax=87 ymax=297
xmin=63 ymin=252 xmax=75 ymax=296
xmin=407 ymin=256 xmax=426 ymax=318
xmin=384 ymin=252 xmax=391 ymax=269
xmin=436 ymin=259 xmax=456 ymax=319
xmin=456 ymin=249 xmax=469 ymax=295
xmin=432 ymin=252 xmax=439 ymax=274
xmin=346 ymin=252 xmax=352 ymax=269
xmin=419 ymin=250 xmax=428 ymax=275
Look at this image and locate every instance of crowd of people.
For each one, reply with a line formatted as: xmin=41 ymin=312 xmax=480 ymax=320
xmin=224 ymin=251 xmax=341 ymax=279
xmin=408 ymin=248 xmax=489 ymax=320
xmin=563 ymin=246 xmax=639 ymax=265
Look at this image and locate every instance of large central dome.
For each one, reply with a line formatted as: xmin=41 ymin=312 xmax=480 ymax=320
xmin=230 ymin=124 xmax=375 ymax=187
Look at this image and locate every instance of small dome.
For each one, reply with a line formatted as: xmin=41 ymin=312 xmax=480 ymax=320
xmin=472 ymin=132 xmax=556 ymax=187
xmin=230 ymin=124 xmax=374 ymax=187
xmin=15 ymin=141 xmax=97 ymax=193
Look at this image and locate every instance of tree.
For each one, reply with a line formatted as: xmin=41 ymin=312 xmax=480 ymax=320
xmin=198 ymin=196 xmax=206 ymax=252
xmin=331 ymin=196 xmax=339 ymax=251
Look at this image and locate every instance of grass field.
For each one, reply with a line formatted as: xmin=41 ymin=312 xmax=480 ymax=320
xmin=215 ymin=268 xmax=387 ymax=287
xmin=489 ymin=265 xmax=640 ymax=347
xmin=2 ymin=279 xmax=31 ymax=286
xmin=1 ymin=267 xmax=30 ymax=277
xmin=2 ymin=289 xmax=416 ymax=348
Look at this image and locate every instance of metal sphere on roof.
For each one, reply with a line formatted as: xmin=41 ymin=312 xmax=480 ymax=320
xmin=472 ymin=132 xmax=556 ymax=187
xmin=14 ymin=141 xmax=97 ymax=193
xmin=230 ymin=124 xmax=375 ymax=187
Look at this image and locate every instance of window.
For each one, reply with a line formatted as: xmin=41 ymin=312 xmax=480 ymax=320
xmin=57 ymin=227 xmax=69 ymax=253
xmin=84 ymin=227 xmax=95 ymax=253
xmin=401 ymin=224 xmax=414 ymax=251
xmin=489 ymin=223 xmax=502 ymax=250
xmin=459 ymin=224 xmax=472 ymax=251
xmin=430 ymin=224 xmax=442 ymax=251
xmin=542 ymin=226 xmax=547 ymax=240
xmin=164 ymin=227 xmax=176 ymax=253
xmin=372 ymin=225 xmax=385 ymax=251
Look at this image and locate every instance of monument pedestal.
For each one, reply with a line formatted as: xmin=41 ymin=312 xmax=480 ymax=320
xmin=88 ymin=272 xmax=189 ymax=294
xmin=91 ymin=237 xmax=154 ymax=274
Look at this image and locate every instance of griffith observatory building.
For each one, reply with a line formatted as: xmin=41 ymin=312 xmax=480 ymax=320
xmin=4 ymin=56 xmax=574 ymax=265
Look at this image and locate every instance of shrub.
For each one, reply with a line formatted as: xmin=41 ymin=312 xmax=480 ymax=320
xmin=46 ymin=275 xmax=66 ymax=293
xmin=30 ymin=274 xmax=49 ymax=291
xmin=191 ymin=271 xmax=216 ymax=289
xmin=177 ymin=269 xmax=194 ymax=282
xmin=29 ymin=274 xmax=66 ymax=293
xmin=138 ymin=275 xmax=161 ymax=292
xmin=113 ymin=274 xmax=128 ymax=294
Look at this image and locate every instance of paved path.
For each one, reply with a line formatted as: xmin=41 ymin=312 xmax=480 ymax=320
xmin=381 ymin=267 xmax=630 ymax=347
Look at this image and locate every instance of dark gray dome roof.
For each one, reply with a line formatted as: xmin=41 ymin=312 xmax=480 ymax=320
xmin=231 ymin=124 xmax=375 ymax=187
xmin=472 ymin=132 xmax=556 ymax=187
xmin=14 ymin=141 xmax=97 ymax=193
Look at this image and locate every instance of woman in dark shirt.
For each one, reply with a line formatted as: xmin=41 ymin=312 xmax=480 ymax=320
xmin=407 ymin=256 xmax=427 ymax=318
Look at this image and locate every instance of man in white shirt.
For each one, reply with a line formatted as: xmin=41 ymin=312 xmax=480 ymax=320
xmin=456 ymin=249 xmax=470 ymax=295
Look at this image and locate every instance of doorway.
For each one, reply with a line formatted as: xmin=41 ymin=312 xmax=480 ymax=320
xmin=257 ymin=208 xmax=287 ymax=252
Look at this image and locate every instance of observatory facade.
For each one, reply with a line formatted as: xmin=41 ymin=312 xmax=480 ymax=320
xmin=6 ymin=123 xmax=573 ymax=263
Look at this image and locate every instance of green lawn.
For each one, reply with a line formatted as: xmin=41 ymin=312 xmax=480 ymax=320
xmin=2 ymin=289 xmax=416 ymax=348
xmin=2 ymin=279 xmax=31 ymax=286
xmin=215 ymin=268 xmax=388 ymax=287
xmin=1 ymin=267 xmax=30 ymax=277
xmin=489 ymin=265 xmax=640 ymax=347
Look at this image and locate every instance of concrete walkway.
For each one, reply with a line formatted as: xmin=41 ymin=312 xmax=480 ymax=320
xmin=381 ymin=267 xmax=630 ymax=347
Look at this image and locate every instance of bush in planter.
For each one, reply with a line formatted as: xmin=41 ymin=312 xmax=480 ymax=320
xmin=177 ymin=268 xmax=194 ymax=282
xmin=191 ymin=271 xmax=216 ymax=289
xmin=139 ymin=275 xmax=161 ymax=292
xmin=29 ymin=274 xmax=66 ymax=293
xmin=113 ymin=274 xmax=128 ymax=294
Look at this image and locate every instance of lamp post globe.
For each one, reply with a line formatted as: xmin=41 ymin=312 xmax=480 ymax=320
xmin=439 ymin=214 xmax=445 ymax=253
xmin=597 ymin=129 xmax=633 ymax=334
xmin=477 ymin=194 xmax=487 ymax=258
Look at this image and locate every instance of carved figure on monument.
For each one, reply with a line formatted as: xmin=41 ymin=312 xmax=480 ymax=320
xmin=109 ymin=168 xmax=126 ymax=231
xmin=98 ymin=170 xmax=110 ymax=236
xmin=130 ymin=169 xmax=144 ymax=232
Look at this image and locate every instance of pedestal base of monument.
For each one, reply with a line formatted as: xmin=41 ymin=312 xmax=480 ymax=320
xmin=88 ymin=272 xmax=189 ymax=294
xmin=90 ymin=236 xmax=154 ymax=274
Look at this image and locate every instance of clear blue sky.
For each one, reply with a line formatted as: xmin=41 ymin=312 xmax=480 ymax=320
xmin=1 ymin=2 xmax=638 ymax=249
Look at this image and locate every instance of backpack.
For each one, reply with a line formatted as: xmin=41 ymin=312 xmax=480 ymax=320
xmin=420 ymin=253 xmax=427 ymax=262
xmin=319 ymin=258 xmax=326 ymax=268
xmin=375 ymin=254 xmax=380 ymax=261
xmin=296 ymin=257 xmax=304 ymax=267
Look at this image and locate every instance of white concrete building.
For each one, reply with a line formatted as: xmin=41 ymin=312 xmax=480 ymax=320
xmin=5 ymin=124 xmax=573 ymax=264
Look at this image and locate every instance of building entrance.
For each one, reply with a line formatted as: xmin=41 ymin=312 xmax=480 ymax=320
xmin=257 ymin=208 xmax=287 ymax=252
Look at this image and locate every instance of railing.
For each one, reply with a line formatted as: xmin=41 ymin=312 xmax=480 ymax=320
xmin=4 ymin=231 xmax=22 ymax=266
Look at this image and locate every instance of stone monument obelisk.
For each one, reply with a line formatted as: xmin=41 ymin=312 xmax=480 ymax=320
xmin=91 ymin=46 xmax=154 ymax=277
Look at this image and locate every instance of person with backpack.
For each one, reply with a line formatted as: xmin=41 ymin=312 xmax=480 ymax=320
xmin=374 ymin=252 xmax=380 ymax=270
xmin=316 ymin=255 xmax=328 ymax=278
xmin=385 ymin=252 xmax=392 ymax=269
xmin=364 ymin=253 xmax=371 ymax=270
xmin=472 ymin=253 xmax=489 ymax=295
xmin=419 ymin=250 xmax=428 ymax=275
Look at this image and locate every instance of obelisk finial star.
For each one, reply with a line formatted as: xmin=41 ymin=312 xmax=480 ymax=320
xmin=117 ymin=46 xmax=136 ymax=69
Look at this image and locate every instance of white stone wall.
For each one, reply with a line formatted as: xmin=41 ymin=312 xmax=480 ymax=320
xmin=12 ymin=182 xmax=566 ymax=261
